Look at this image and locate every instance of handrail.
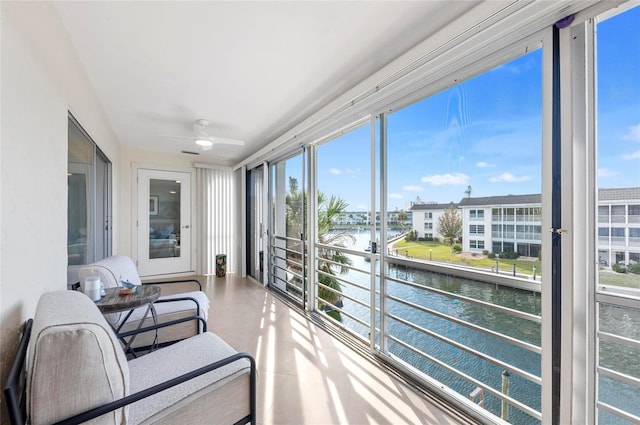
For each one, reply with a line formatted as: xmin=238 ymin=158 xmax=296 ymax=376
xmin=316 ymin=277 xmax=371 ymax=310
xmin=387 ymin=335 xmax=542 ymax=421
xmin=388 ymin=312 xmax=541 ymax=384
xmin=316 ymin=267 xmax=372 ymax=295
xmin=598 ymin=330 xmax=640 ymax=351
xmin=387 ymin=293 xmax=541 ymax=354
xmin=386 ymin=273 xmax=541 ymax=324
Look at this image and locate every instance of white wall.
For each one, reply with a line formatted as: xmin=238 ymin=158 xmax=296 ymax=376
xmin=0 ymin=2 xmax=120 ymax=412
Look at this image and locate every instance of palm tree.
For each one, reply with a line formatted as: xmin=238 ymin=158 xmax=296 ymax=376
xmin=316 ymin=193 xmax=354 ymax=308
xmin=284 ymin=178 xmax=353 ymax=310
xmin=396 ymin=210 xmax=408 ymax=229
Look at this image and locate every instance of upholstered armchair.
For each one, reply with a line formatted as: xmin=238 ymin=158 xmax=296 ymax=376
xmin=4 ymin=291 xmax=255 ymax=425
xmin=78 ymin=255 xmax=209 ymax=350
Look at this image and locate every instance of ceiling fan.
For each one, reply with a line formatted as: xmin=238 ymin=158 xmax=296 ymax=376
xmin=161 ymin=119 xmax=245 ymax=151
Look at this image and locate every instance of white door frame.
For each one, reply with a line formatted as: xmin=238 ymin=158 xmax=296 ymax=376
xmin=132 ymin=163 xmax=196 ymax=277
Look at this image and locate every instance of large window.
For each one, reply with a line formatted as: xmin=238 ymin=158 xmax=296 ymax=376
xmin=384 ymin=45 xmax=543 ymax=423
xmin=269 ymin=152 xmax=306 ymax=303
xmin=67 ymin=115 xmax=111 ymax=285
xmin=313 ymin=122 xmax=373 ymax=338
xmin=594 ymin=4 xmax=640 ymax=423
xmin=249 ymin=3 xmax=640 ymax=424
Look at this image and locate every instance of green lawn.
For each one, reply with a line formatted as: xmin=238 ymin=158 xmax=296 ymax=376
xmin=599 ymin=269 xmax=640 ymax=289
xmin=391 ymin=239 xmax=640 ymax=288
xmin=392 ymin=239 xmax=541 ymax=277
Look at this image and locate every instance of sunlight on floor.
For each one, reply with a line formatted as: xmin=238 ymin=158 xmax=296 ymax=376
xmin=163 ymin=274 xmax=470 ymax=424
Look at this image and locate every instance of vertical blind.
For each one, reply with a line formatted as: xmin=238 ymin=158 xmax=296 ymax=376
xmin=196 ymin=165 xmax=235 ymax=275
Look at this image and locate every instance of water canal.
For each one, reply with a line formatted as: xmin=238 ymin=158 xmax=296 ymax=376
xmin=326 ymin=231 xmax=639 ymax=424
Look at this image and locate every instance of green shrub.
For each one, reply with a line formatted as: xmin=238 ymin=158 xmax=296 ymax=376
xmin=612 ymin=263 xmax=627 ymax=273
xmin=488 ymin=252 xmax=496 ymax=259
xmin=482 ymin=250 xmax=489 ymax=256
xmin=500 ymin=251 xmax=520 ymax=260
xmin=451 ymin=243 xmax=462 ymax=253
xmin=628 ymin=263 xmax=640 ymax=275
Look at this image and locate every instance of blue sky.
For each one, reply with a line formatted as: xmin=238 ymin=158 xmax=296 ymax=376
xmin=310 ymin=6 xmax=639 ymax=212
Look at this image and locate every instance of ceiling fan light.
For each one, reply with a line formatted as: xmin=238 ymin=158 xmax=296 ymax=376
xmin=195 ymin=139 xmax=213 ymax=147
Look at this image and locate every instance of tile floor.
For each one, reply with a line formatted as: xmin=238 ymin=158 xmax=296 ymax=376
xmin=160 ymin=274 xmax=472 ymax=425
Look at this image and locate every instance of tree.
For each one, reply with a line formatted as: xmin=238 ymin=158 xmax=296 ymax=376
xmin=397 ymin=210 xmax=408 ymax=228
xmin=284 ymin=178 xmax=353 ymax=309
xmin=436 ymin=207 xmax=462 ymax=245
xmin=316 ymin=193 xmax=354 ymax=308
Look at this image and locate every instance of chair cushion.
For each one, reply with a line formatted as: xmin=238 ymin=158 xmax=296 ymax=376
xmin=79 ymin=255 xmax=142 ymax=292
xmin=27 ymin=291 xmax=129 ymax=425
xmin=127 ymin=332 xmax=251 ymax=424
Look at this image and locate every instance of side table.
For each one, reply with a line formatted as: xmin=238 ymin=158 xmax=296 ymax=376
xmin=95 ymin=285 xmax=161 ymax=356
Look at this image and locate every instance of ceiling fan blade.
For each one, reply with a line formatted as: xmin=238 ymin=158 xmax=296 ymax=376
xmin=210 ymin=137 xmax=245 ymax=146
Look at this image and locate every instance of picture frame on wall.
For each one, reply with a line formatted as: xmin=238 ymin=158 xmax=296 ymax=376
xmin=150 ymin=195 xmax=159 ymax=216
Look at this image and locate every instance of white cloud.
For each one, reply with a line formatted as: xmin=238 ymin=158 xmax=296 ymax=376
xmin=621 ymin=150 xmax=640 ymax=160
xmin=622 ymin=124 xmax=640 ymax=142
xmin=598 ymin=168 xmax=619 ymax=177
xmin=389 ymin=193 xmax=403 ymax=199
xmin=403 ymin=185 xmax=425 ymax=192
xmin=329 ymin=167 xmax=361 ymax=175
xmin=421 ymin=173 xmax=469 ymax=186
xmin=490 ymin=172 xmax=531 ymax=183
xmin=476 ymin=161 xmax=494 ymax=168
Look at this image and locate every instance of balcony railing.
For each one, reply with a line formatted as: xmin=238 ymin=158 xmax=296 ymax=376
xmin=270 ymin=235 xmax=307 ymax=305
xmin=595 ymin=289 xmax=640 ymax=423
xmin=312 ymin=242 xmax=543 ymax=423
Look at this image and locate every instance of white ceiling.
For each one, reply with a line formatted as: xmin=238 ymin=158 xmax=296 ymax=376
xmin=53 ymin=1 xmax=480 ymax=164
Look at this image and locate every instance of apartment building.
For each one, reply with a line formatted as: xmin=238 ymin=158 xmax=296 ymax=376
xmin=458 ymin=194 xmax=542 ymax=257
xmin=410 ymin=202 xmax=458 ymax=240
xmin=598 ymin=187 xmax=640 ymax=266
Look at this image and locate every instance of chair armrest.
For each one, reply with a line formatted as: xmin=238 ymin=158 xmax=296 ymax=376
xmin=118 ymin=315 xmax=207 ymax=339
xmin=52 ymin=352 xmax=256 ymax=425
xmin=142 ymin=278 xmax=202 ymax=291
xmin=154 ymin=296 xmax=203 ymax=319
xmin=4 ymin=319 xmax=33 ymax=425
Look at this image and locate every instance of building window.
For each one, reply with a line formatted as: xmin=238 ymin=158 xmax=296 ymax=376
xmin=426 ymin=212 xmax=433 ymax=219
xmin=469 ymin=224 xmax=485 ymax=235
xmin=611 ymin=205 xmax=626 ymax=223
xmin=470 ymin=240 xmax=485 ymax=250
xmin=470 ymin=209 xmax=484 ymax=220
xmin=424 ymin=222 xmax=433 ymax=230
xmin=629 ymin=205 xmax=640 ymax=223
xmin=611 ymin=227 xmax=625 ymax=237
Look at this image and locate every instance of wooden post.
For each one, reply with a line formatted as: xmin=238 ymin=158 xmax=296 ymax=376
xmin=501 ymin=370 xmax=510 ymax=421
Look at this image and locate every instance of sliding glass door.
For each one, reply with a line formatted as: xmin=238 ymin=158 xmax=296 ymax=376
xmin=269 ymin=151 xmax=307 ymax=305
xmin=247 ymin=164 xmax=267 ymax=283
xmin=67 ymin=114 xmax=112 ymax=285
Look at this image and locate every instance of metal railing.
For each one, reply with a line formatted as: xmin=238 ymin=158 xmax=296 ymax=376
xmin=595 ymin=288 xmax=640 ymax=423
xmin=269 ymin=235 xmax=307 ymax=305
xmin=311 ymin=241 xmax=543 ymax=423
